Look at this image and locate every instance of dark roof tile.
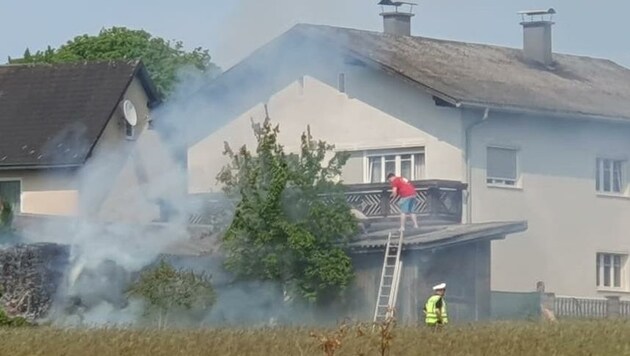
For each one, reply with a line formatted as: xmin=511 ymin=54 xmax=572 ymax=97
xmin=0 ymin=60 xmax=156 ymax=168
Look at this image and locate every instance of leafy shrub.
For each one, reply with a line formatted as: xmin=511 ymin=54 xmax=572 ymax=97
xmin=127 ymin=259 xmax=216 ymax=328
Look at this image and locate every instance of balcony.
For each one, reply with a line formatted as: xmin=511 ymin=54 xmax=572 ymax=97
xmin=343 ymin=180 xmax=467 ymax=225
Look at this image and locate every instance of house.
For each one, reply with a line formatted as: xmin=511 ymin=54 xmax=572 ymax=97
xmin=184 ymin=5 xmax=630 ymax=312
xmin=0 ymin=60 xmax=180 ymax=224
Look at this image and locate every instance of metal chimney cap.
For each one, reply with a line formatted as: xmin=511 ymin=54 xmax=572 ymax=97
xmin=517 ymin=8 xmax=556 ymax=16
xmin=518 ymin=8 xmax=556 ymax=23
xmin=378 ymin=0 xmax=418 ymax=6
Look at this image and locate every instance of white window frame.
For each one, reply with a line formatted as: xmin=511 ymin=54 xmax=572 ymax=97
xmin=596 ymin=252 xmax=628 ymax=291
xmin=486 ymin=145 xmax=520 ymax=188
xmin=363 ymin=149 xmax=425 ymax=183
xmin=0 ymin=178 xmax=23 ymax=214
xmin=596 ymin=157 xmax=626 ymax=195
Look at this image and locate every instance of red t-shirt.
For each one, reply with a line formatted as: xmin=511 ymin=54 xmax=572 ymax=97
xmin=391 ymin=177 xmax=416 ymax=197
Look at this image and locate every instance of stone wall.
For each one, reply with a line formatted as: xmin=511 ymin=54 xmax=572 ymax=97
xmin=0 ymin=243 xmax=69 ymax=320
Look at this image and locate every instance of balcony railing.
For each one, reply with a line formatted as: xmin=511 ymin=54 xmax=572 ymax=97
xmin=342 ymin=180 xmax=467 ymax=224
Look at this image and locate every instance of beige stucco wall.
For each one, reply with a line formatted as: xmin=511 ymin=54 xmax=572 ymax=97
xmin=0 ymin=169 xmax=79 ymax=215
xmin=87 ymin=78 xmax=182 ymax=224
xmin=189 ymin=70 xmax=465 ymax=193
xmin=470 ymin=114 xmax=630 ymax=299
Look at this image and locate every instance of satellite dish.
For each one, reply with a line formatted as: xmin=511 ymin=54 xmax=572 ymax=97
xmin=122 ymin=100 xmax=137 ymax=126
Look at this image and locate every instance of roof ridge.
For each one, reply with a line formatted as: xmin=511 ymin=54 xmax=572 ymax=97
xmin=0 ymin=59 xmax=140 ymax=69
xmin=294 ymin=23 xmax=620 ymax=63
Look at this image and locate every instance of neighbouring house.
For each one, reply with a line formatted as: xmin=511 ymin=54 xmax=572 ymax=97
xmin=0 ymin=60 xmax=181 ymax=224
xmin=183 ymin=5 xmax=630 ymax=318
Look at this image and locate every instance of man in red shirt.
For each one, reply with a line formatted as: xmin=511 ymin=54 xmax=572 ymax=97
xmin=387 ymin=173 xmax=419 ymax=231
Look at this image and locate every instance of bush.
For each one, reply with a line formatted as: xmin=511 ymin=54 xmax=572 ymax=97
xmin=0 ymin=308 xmax=32 ymax=327
xmin=127 ymin=260 xmax=216 ymax=328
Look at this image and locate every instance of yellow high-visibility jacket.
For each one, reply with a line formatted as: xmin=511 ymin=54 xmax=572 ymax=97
xmin=424 ymin=295 xmax=448 ymax=325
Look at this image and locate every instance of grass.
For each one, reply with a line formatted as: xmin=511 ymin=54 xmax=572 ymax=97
xmin=1 ymin=320 xmax=630 ymax=355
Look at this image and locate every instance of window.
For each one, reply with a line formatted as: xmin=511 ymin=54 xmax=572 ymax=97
xmin=366 ymin=151 xmax=425 ymax=183
xmin=596 ymin=158 xmax=625 ymax=194
xmin=125 ymin=121 xmax=135 ymax=139
xmin=487 ymin=147 xmax=518 ymax=186
xmin=0 ymin=180 xmax=21 ymax=213
xmin=596 ymin=253 xmax=626 ymax=289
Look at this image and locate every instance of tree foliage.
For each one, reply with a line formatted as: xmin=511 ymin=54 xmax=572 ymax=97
xmin=127 ymin=260 xmax=216 ymax=328
xmin=217 ymin=112 xmax=358 ymax=304
xmin=8 ymin=27 xmax=219 ymax=96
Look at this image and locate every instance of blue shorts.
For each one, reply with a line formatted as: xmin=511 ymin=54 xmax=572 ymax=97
xmin=398 ymin=196 xmax=415 ymax=214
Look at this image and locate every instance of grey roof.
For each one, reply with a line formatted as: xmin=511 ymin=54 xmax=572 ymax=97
xmin=0 ymin=60 xmax=159 ymax=168
xmin=237 ymin=24 xmax=630 ymax=122
xmin=349 ymin=221 xmax=527 ymax=251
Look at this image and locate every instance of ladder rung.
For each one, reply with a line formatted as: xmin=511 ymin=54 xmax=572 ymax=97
xmin=374 ymin=230 xmax=403 ymax=322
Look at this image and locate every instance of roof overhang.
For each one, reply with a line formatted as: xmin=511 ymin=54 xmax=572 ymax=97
xmin=458 ymin=101 xmax=630 ymax=125
xmin=0 ymin=164 xmax=82 ymax=170
xmin=348 ymin=220 xmax=527 ymax=253
xmin=133 ymin=60 xmax=162 ymax=107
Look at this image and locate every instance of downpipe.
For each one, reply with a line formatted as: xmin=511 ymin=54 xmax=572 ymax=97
xmin=464 ymin=107 xmax=489 ymax=224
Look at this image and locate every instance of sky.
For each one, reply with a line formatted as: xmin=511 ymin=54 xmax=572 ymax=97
xmin=1 ymin=0 xmax=629 ymax=70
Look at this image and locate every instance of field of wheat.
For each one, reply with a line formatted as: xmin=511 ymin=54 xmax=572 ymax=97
xmin=1 ymin=320 xmax=630 ymax=356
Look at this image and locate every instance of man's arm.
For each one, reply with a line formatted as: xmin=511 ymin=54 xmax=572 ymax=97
xmin=435 ymin=297 xmax=443 ymax=322
xmin=391 ymin=186 xmax=398 ymax=198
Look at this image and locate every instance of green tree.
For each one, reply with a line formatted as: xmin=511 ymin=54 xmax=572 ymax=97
xmin=127 ymin=260 xmax=216 ymax=328
xmin=217 ymin=111 xmax=358 ymax=304
xmin=8 ymin=27 xmax=219 ymax=96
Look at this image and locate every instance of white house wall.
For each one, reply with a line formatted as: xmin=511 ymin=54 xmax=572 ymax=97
xmin=470 ymin=114 xmax=630 ymax=298
xmin=188 ymin=69 xmax=465 ymax=193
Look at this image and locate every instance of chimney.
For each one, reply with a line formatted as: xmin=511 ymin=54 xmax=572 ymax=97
xmin=378 ymin=0 xmax=417 ymax=36
xmin=518 ymin=8 xmax=556 ymax=66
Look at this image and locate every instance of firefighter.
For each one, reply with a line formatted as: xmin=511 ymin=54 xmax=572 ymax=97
xmin=424 ymin=283 xmax=448 ymax=327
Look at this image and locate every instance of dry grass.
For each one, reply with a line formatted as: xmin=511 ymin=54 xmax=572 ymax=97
xmin=2 ymin=320 xmax=630 ymax=356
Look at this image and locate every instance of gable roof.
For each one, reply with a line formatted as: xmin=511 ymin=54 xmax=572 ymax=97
xmin=209 ymin=24 xmax=630 ymax=123
xmin=0 ymin=60 xmax=160 ymax=168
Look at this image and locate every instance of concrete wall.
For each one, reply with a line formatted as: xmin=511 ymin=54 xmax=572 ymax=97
xmin=469 ymin=113 xmax=630 ymax=299
xmin=188 ymin=64 xmax=465 ymax=193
